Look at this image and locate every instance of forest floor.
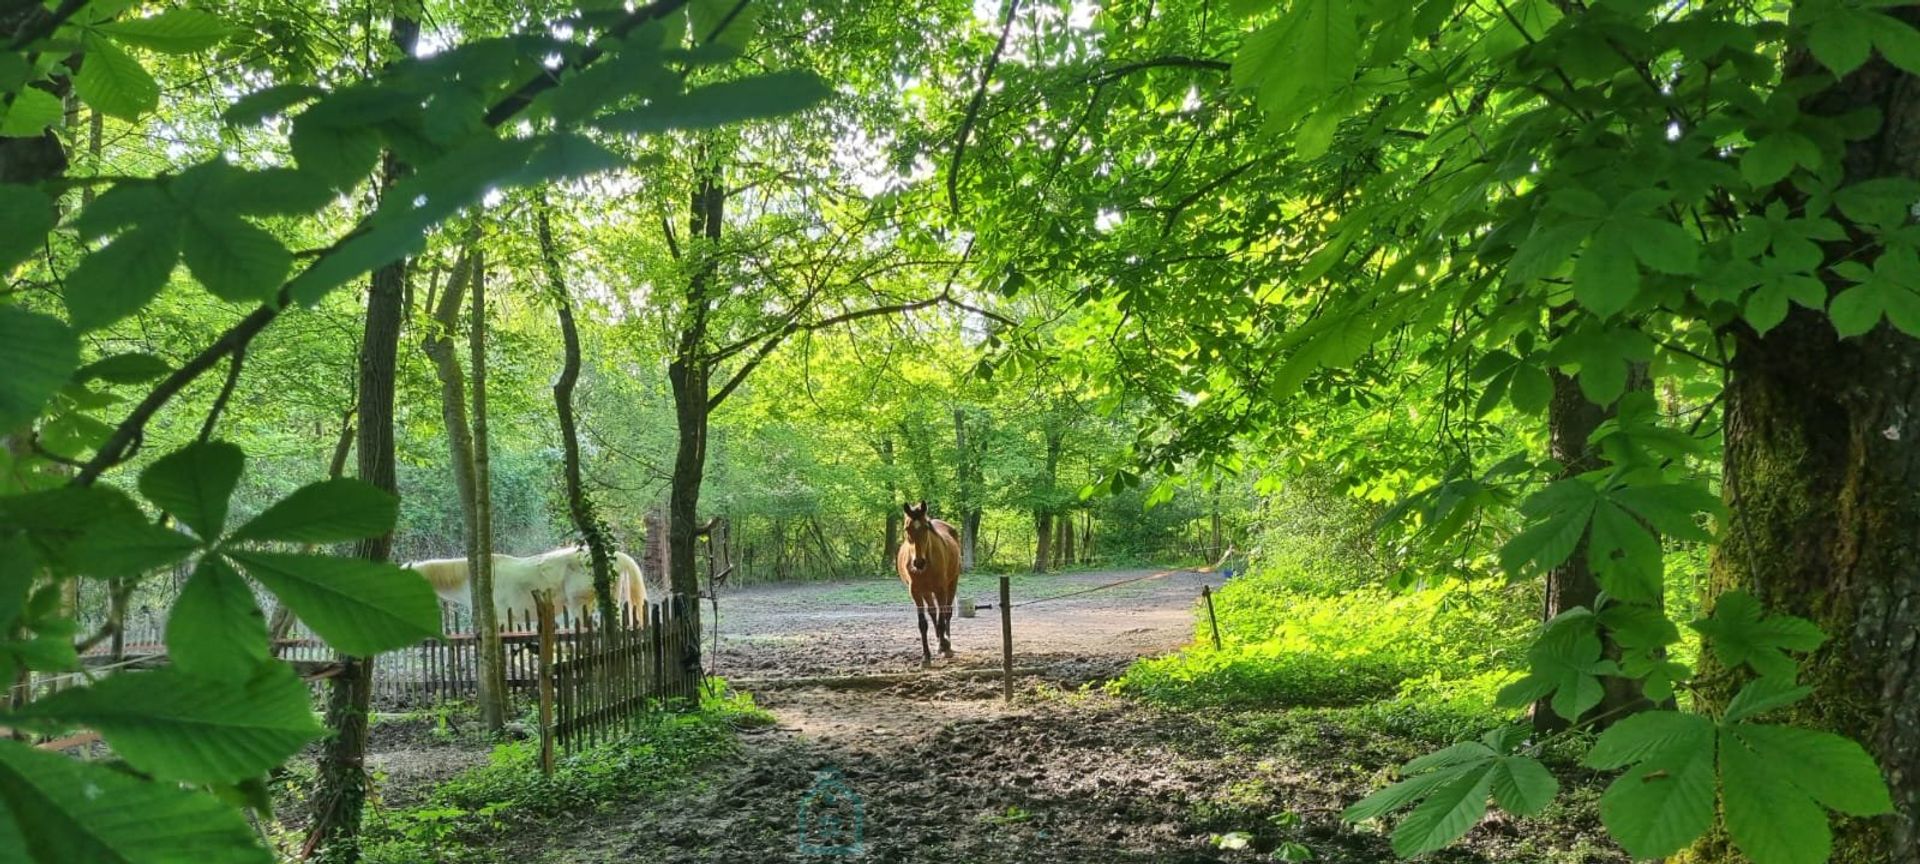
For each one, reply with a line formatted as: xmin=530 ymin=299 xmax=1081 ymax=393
xmin=433 ymin=566 xmax=1619 ymax=864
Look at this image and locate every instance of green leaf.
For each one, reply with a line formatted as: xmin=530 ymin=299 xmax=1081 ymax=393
xmin=96 ymin=9 xmax=232 ymax=54
xmin=1506 ymin=222 xmax=1591 ymax=285
xmin=1498 ymin=612 xmax=1612 ymax=721
xmin=1507 ymin=363 xmax=1552 ymax=415
xmin=1489 ymin=756 xmax=1557 ymax=817
xmin=1343 ymin=763 xmax=1481 ymax=824
xmin=1343 ymin=762 xmax=1480 ymax=825
xmin=0 ymin=307 xmax=78 ymax=433
xmin=594 ymin=70 xmax=833 ymax=135
xmin=74 ymin=37 xmax=159 ymax=120
xmin=1587 ymin=501 xmax=1662 ymax=602
xmin=1727 ymin=723 xmax=1893 ymax=817
xmin=1390 ymin=762 xmax=1494 ymax=857
xmin=1721 ymin=675 xmax=1811 ymax=723
xmin=1626 ymin=220 xmax=1699 ymax=275
xmin=289 ymin=121 xmax=382 ymax=189
xmin=1589 ymin=711 xmax=1716 ymax=859
xmin=1689 ymin=590 xmax=1825 ymax=678
xmin=0 ymin=87 xmax=63 ymax=137
xmin=224 ymin=550 xmax=439 ymax=656
xmin=69 ymin=183 xmax=176 ymax=243
xmin=1805 ymin=4 xmax=1876 ymax=76
xmin=224 ymin=84 xmax=324 ymax=126
xmin=65 ymin=515 xmax=200 ymax=579
xmin=1609 ymin=482 xmax=1720 ymax=542
xmin=1742 ymin=131 xmax=1818 ymax=188
xmin=0 ymin=738 xmax=270 ymax=864
xmin=76 ymin=353 xmax=171 ymax=385
xmin=0 ymin=184 xmax=54 ymax=271
xmin=13 ymin=664 xmax=321 ymax=785
xmin=64 ymin=226 xmax=182 ymax=332
xmin=181 ymin=215 xmax=292 ymax=302
xmin=1720 ymin=726 xmax=1831 ymax=864
xmin=166 ymin=558 xmax=268 ymax=682
xmin=210 ymin=168 xmax=336 ymax=216
xmin=229 ymin=478 xmax=397 ymax=544
xmin=1828 ymin=283 xmax=1883 ymax=337
xmin=1232 ymin=0 xmax=1358 ymax=129
xmin=1573 ymin=226 xmax=1637 ymax=318
xmin=1499 ymin=480 xmax=1598 ymax=579
xmin=1832 ymin=177 xmax=1920 ymax=228
xmin=1872 ymin=12 xmax=1920 ymax=75
xmin=138 ymin=441 xmax=243 ymax=541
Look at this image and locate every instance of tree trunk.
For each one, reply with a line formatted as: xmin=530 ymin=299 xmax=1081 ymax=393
xmin=1033 ymin=510 xmax=1054 ymax=573
xmin=421 ymin=243 xmax=506 ymax=729
xmin=880 ymin=436 xmax=900 ymax=570
xmin=1700 ymin=36 xmax=1920 ymax=863
xmin=541 ymin=200 xmax=618 ymax=629
xmin=310 ymin=66 xmax=415 ymax=856
xmin=1061 ymin=509 xmax=1076 ymax=565
xmin=644 ymin=505 xmax=670 ymax=596
xmin=469 ymin=249 xmax=508 ymax=728
xmin=953 ymin=408 xmax=984 ymax=569
xmin=664 ymin=168 xmax=724 ymax=681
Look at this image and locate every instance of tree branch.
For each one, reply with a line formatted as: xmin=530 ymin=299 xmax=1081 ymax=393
xmin=1090 ymin=55 xmax=1232 ymax=84
xmin=708 ymin=291 xmax=1010 ymax=412
xmin=195 ymin=344 xmax=246 ymax=443
xmin=947 ymin=0 xmax=1022 ymax=216
xmin=72 ymin=0 xmax=697 ymax=487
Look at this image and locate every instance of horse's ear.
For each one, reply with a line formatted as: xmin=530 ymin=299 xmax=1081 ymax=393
xmin=916 ymin=500 xmax=928 ymax=515
xmin=902 ymin=501 xmax=916 ymax=519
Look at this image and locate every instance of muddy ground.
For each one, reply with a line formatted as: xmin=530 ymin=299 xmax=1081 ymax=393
xmin=369 ymin=567 xmax=1625 ymax=863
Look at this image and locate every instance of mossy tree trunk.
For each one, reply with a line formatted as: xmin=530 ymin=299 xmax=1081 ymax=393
xmin=1701 ymin=29 xmax=1920 ymax=863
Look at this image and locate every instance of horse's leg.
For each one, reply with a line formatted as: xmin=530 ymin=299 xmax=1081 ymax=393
xmin=916 ymin=602 xmax=933 ymax=667
xmin=936 ymin=591 xmax=955 ymax=657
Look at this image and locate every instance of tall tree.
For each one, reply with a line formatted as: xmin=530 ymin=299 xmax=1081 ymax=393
xmin=541 ymin=197 xmax=620 ymax=629
xmin=421 ymin=241 xmax=507 ymax=730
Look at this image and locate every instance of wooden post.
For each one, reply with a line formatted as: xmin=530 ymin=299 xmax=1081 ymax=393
xmin=1202 ymin=584 xmax=1222 ymax=651
xmin=998 ymin=575 xmax=1013 ymax=703
xmin=534 ymin=593 xmax=556 ymax=776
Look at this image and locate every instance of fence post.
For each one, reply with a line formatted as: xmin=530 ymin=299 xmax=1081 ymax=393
xmin=1202 ymin=584 xmax=1222 ymax=651
xmin=534 ymin=592 xmax=555 ymax=776
xmin=999 ymin=575 xmax=1013 ymax=703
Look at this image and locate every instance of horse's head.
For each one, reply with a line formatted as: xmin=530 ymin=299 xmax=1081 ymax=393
xmin=902 ymin=500 xmax=933 ymax=571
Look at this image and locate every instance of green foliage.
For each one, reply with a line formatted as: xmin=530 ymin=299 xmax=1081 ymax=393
xmin=2 ymin=0 xmax=849 ymax=857
xmin=1584 ymin=683 xmax=1892 ymax=864
xmin=1342 ymin=726 xmax=1558 ymax=857
xmin=360 ymin=684 xmax=770 ymax=864
xmin=0 ymin=739 xmax=269 ymax=864
xmin=1121 ymin=554 xmax=1532 ymax=712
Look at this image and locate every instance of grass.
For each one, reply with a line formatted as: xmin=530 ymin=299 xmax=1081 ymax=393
xmin=353 ymin=683 xmax=772 ymax=864
xmin=1116 ymin=539 xmax=1536 ymax=736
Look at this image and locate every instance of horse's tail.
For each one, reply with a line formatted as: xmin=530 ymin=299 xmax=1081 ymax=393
xmin=614 ymin=552 xmax=648 ymax=618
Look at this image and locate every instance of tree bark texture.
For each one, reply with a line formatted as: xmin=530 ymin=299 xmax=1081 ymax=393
xmin=1702 ymin=31 xmax=1920 ymax=863
xmin=310 ymin=21 xmax=417 ymax=862
xmin=541 ymin=202 xmax=619 ymax=629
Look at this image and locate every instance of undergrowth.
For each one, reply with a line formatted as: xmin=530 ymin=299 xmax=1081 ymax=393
xmin=355 ymin=683 xmax=771 ymax=864
xmin=1118 ymin=502 xmax=1536 ymax=732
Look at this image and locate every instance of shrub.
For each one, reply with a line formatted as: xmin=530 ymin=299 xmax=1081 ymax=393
xmin=1121 ymin=557 xmax=1534 ymax=722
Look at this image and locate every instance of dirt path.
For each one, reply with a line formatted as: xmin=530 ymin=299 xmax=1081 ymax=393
xmin=528 ymin=569 xmax=1622 ymax=864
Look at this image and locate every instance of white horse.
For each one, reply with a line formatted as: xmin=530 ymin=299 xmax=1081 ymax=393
xmin=407 ymin=546 xmax=648 ymax=625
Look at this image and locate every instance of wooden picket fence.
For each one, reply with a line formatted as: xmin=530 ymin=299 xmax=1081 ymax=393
xmin=545 ymin=596 xmax=699 ymax=759
xmin=80 ymin=600 xmax=701 ymax=725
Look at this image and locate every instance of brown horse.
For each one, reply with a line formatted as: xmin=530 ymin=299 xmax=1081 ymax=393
xmin=896 ymin=500 xmax=961 ymax=666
